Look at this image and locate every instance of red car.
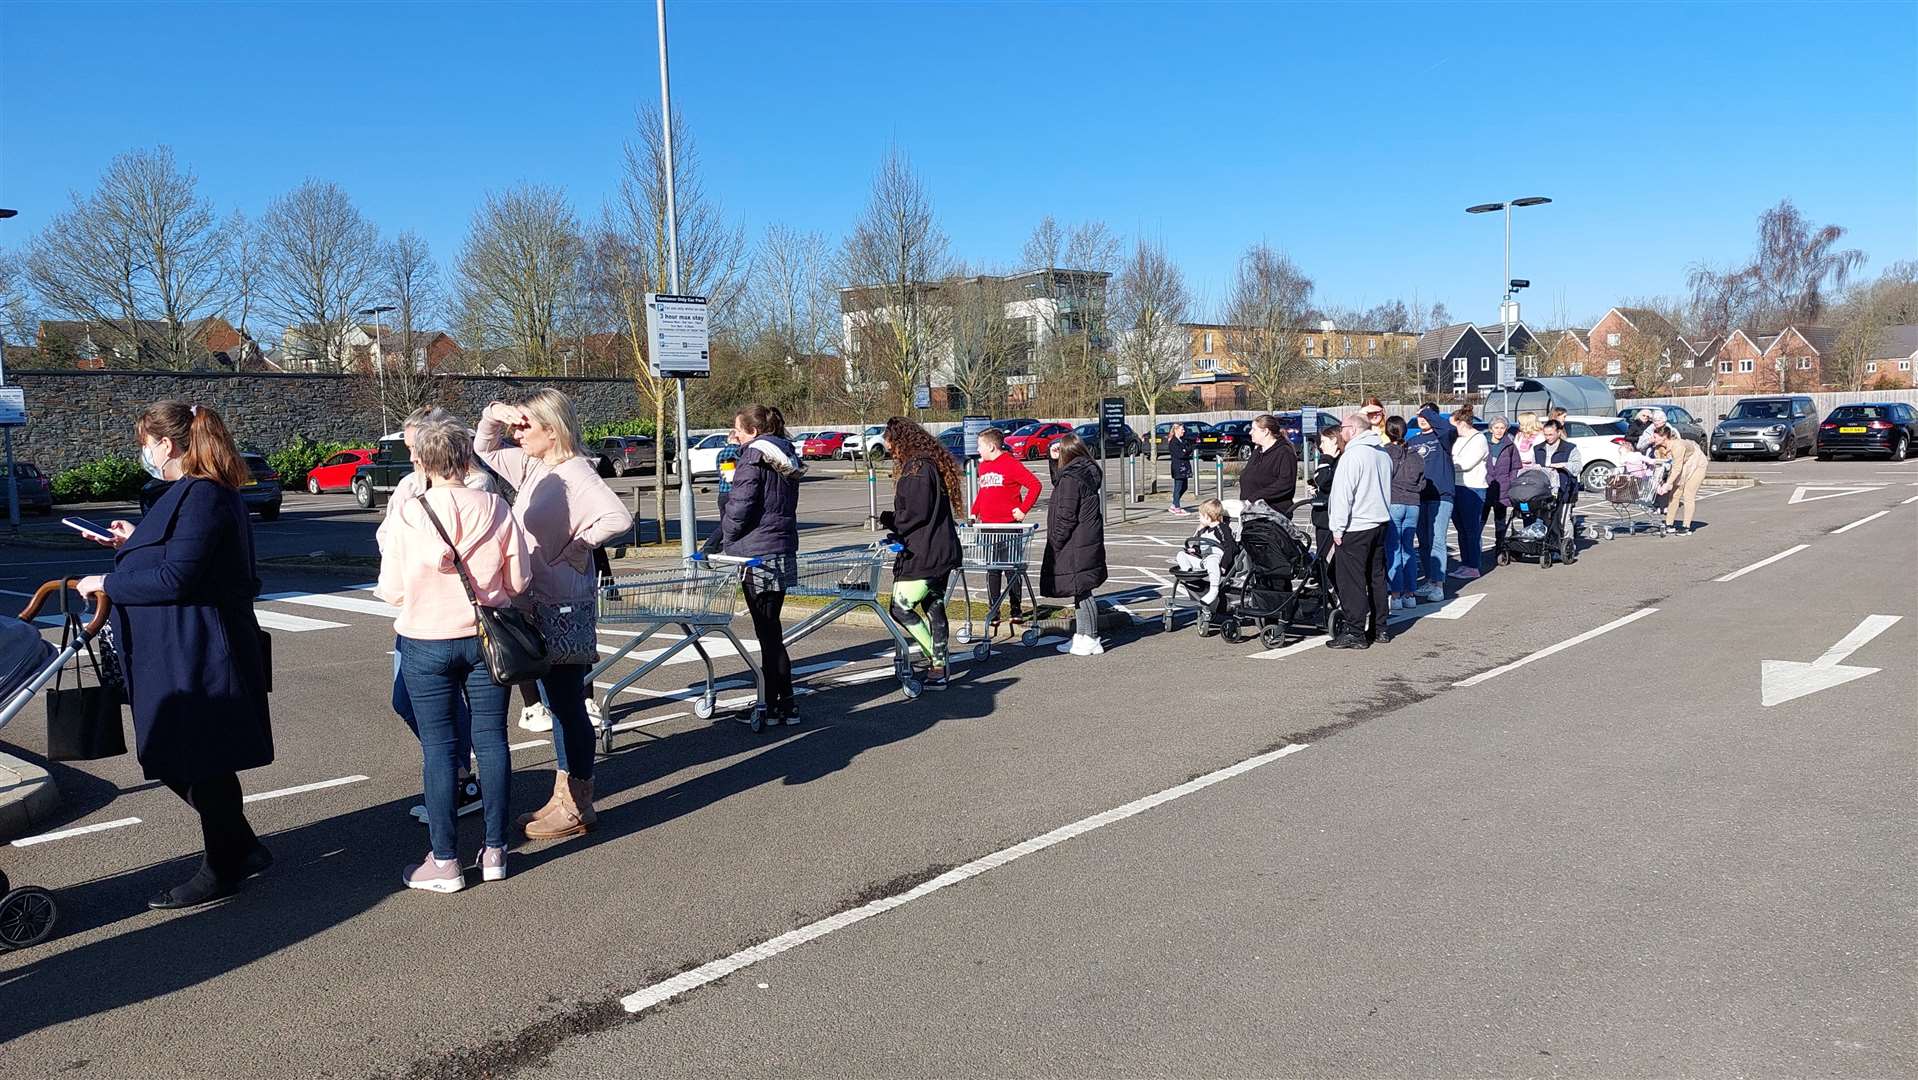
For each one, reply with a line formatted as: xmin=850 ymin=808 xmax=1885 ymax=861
xmin=306 ymin=448 xmax=375 ymax=494
xmin=802 ymin=431 xmax=849 ymax=459
xmin=1000 ymin=422 xmax=1073 ymax=461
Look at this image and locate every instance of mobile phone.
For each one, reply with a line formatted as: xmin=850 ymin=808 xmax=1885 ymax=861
xmin=61 ymin=517 xmax=115 ymax=542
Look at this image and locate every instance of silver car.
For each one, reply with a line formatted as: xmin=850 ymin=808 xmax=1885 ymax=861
xmin=1710 ymin=396 xmax=1819 ymax=461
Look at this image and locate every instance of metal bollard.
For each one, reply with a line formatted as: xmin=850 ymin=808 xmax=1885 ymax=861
xmin=1214 ymin=456 xmax=1226 ymax=500
xmin=866 ymin=464 xmax=879 ymax=531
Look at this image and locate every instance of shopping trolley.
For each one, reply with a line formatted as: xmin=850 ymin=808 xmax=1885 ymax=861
xmin=952 ymin=522 xmax=1041 ymax=659
xmin=1596 ymin=461 xmax=1670 ymax=540
xmin=780 ymin=540 xmax=924 ymax=698
xmin=590 ymin=556 xmax=766 ymax=744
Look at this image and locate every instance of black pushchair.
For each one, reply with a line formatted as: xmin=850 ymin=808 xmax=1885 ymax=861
xmin=0 ymin=579 xmax=111 ymax=951
xmin=1211 ymin=504 xmax=1337 ymax=648
xmin=1503 ymin=468 xmax=1578 ymax=568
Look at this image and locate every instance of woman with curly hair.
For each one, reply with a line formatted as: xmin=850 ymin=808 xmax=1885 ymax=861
xmin=879 ymin=416 xmax=962 ymax=689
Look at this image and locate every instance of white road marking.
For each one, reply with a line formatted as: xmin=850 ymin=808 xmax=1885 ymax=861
xmin=243 ymin=775 xmax=369 ymax=803
xmin=1247 ymin=593 xmax=1485 ymax=659
xmin=11 ymin=816 xmax=142 ymax=847
xmin=1831 ymin=510 xmax=1889 ymax=534
xmin=1788 ymin=484 xmax=1889 ymax=504
xmin=1761 ymin=614 xmax=1902 ymax=707
xmin=258 ymin=590 xmax=400 ymax=618
xmin=619 ymin=741 xmax=1311 ymax=1014
xmin=1904 ymin=495 xmax=1918 ymax=505
xmin=1714 ymin=544 xmax=1810 ymax=582
xmin=1453 ymin=608 xmax=1659 ymax=688
xmin=252 ymin=609 xmax=349 ymax=633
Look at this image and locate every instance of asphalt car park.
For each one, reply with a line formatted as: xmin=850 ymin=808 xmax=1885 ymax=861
xmin=1 ymin=456 xmax=1914 ymax=1079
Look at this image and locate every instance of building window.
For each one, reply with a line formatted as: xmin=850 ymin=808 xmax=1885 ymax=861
xmin=1341 ymin=336 xmax=1352 ymax=353
xmin=1304 ymin=338 xmax=1316 ymax=355
xmin=1606 ymin=332 xmax=1621 ymax=347
xmin=1739 ymin=359 xmax=1754 ymax=373
xmin=1797 ymin=357 xmax=1813 ymax=370
xmin=1901 ymin=360 xmax=1912 ymax=372
xmin=1196 ymin=356 xmax=1217 ymax=371
xmin=1202 ymin=331 xmax=1214 ymax=354
xmin=1867 ymin=362 xmax=1879 ymax=373
xmin=1683 ymin=355 xmax=1695 ymax=368
xmin=1366 ymin=338 xmax=1377 ymax=354
xmin=1719 ymin=360 xmax=1733 ymax=373
xmin=1479 ymin=356 xmax=1490 ymax=372
xmin=1607 ymin=360 xmax=1622 ymax=375
xmin=1452 ymin=357 xmax=1466 ymax=379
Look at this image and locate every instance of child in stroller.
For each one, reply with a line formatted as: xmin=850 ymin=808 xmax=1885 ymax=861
xmin=1169 ymin=500 xmax=1238 ymax=636
xmin=1503 ymin=467 xmax=1576 ymax=568
xmin=1170 ymin=499 xmax=1333 ymax=648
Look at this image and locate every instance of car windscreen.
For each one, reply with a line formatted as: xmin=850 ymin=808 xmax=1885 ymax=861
xmin=698 ymin=434 xmax=728 ymax=448
xmin=1828 ymin=406 xmax=1887 ymax=420
xmin=1012 ymin=423 xmax=1043 ymax=436
xmin=1727 ymin=401 xmax=1790 ymax=419
xmin=1575 ymin=420 xmax=1629 ymax=437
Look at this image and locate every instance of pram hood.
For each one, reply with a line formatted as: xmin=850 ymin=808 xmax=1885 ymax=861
xmin=1 ymin=617 xmax=57 ymax=699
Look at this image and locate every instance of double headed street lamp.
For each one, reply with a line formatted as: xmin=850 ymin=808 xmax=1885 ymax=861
xmin=357 ymin=304 xmax=398 ymax=433
xmin=1466 ymin=196 xmax=1550 ymax=390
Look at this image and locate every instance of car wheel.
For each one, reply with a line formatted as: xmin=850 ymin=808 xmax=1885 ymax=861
xmin=1892 ymin=436 xmax=1909 ymax=462
xmin=353 ymin=477 xmax=376 ymax=510
xmin=1817 ymin=452 xmax=1832 ymax=462
xmin=1777 ymin=440 xmax=1794 ymax=462
xmin=1579 ymin=462 xmax=1614 ymax=494
xmin=258 ymin=503 xmax=281 ymax=522
xmin=306 ymin=477 xmax=321 ymax=495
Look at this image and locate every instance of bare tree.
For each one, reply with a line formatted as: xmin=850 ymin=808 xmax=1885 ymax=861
xmin=1424 ymin=301 xmax=1453 ymax=331
xmin=371 ymin=230 xmax=444 ymax=418
xmin=221 ymin=210 xmax=261 ymax=344
xmin=840 ymin=146 xmax=950 ymax=412
xmin=945 ymin=269 xmax=1025 ymax=414
xmin=26 ymin=147 xmax=229 ymax=369
xmin=455 ymin=184 xmax=582 ymax=375
xmin=1024 ymin=217 xmax=1121 ymax=415
xmin=1111 ymin=238 xmax=1190 ymax=465
xmin=259 ymin=179 xmax=379 ymax=371
xmin=1225 ymin=244 xmax=1315 ymax=411
xmin=1688 ymin=199 xmax=1867 ymax=335
xmin=0 ymin=250 xmax=35 ymax=353
xmin=746 ymin=223 xmax=836 ymax=364
xmin=1831 ymin=261 xmax=1918 ymax=391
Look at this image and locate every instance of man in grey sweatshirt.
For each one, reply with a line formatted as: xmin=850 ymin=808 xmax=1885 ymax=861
xmin=1327 ymin=425 xmax=1394 ymax=648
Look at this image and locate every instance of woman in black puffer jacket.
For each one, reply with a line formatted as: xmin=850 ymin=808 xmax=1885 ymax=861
xmin=880 ymin=417 xmax=963 ymax=689
xmin=1040 ymin=433 xmax=1109 ymax=656
xmin=708 ymin=404 xmax=805 ymax=724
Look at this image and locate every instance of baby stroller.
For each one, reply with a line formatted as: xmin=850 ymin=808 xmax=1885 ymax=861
xmin=0 ymin=579 xmax=111 ymax=951
xmin=1213 ymin=503 xmax=1336 ymax=648
xmin=1503 ymin=468 xmax=1577 ymax=569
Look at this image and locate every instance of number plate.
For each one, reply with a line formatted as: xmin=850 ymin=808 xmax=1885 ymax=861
xmin=1839 ymin=426 xmax=1867 ymax=434
xmin=1730 ymin=442 xmax=1754 ymax=449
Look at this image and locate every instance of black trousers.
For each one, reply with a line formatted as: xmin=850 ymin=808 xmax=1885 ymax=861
xmin=163 ymin=772 xmax=259 ymax=881
xmin=1332 ymin=524 xmax=1390 ymax=639
xmin=986 ymin=569 xmax=1024 ymax=619
xmin=743 ymin=580 xmax=793 ymax=713
xmin=1485 ymin=483 xmax=1510 ymax=554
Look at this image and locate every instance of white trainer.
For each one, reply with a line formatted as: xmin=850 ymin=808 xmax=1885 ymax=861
xmin=585 ymin=698 xmax=603 ymax=728
xmin=518 ymin=702 xmax=554 ymax=732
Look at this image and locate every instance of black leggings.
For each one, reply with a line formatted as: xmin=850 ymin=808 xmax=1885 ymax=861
xmin=744 ymin=580 xmax=793 ymax=713
xmin=163 ymin=771 xmax=260 ymax=881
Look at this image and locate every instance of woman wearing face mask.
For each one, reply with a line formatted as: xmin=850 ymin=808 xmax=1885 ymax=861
xmin=75 ymin=402 xmax=274 ymax=909
xmin=476 ymin=389 xmax=633 ymax=841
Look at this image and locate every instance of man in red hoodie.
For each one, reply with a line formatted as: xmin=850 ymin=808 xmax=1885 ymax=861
xmin=970 ymin=427 xmax=1042 ymax=631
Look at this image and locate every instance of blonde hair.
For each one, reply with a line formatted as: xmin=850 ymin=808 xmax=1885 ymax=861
xmin=517 ymin=387 xmax=584 ymax=464
xmin=1518 ymin=411 xmax=1542 ymax=436
xmin=1197 ymin=498 xmax=1225 ymax=522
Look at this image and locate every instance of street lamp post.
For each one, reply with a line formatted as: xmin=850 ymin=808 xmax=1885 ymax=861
xmin=357 ymin=305 xmax=397 ymax=433
xmin=1 ymin=207 xmax=19 ymax=531
xmin=657 ymin=0 xmax=696 ymax=558
xmin=1466 ymin=197 xmax=1550 ymax=394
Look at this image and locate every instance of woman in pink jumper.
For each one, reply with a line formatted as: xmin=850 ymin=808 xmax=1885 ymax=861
xmin=477 ymin=388 xmax=633 ymax=840
xmin=376 ymin=420 xmax=530 ymax=892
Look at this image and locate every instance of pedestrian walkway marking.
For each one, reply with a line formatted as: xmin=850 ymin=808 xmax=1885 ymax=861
xmin=11 ymin=816 xmax=142 ymax=847
xmin=243 ymin=775 xmax=369 ymax=803
xmin=1453 ymin=607 xmax=1658 ymax=688
xmin=1788 ymin=484 xmax=1888 ymax=504
xmin=1714 ymin=544 xmax=1810 ymax=582
xmin=252 ymin=609 xmax=349 ymax=633
xmin=259 ymin=590 xmax=401 ymax=618
xmin=618 ymin=742 xmax=1311 ymax=1015
xmin=1831 ymin=510 xmax=1889 ymax=534
xmin=1247 ymin=593 xmax=1485 ymax=659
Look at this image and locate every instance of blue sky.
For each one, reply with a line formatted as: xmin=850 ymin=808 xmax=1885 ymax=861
xmin=2 ymin=0 xmax=1913 ymax=330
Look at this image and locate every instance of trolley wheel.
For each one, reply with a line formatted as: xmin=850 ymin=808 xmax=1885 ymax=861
xmin=1020 ymin=628 xmax=1042 ymax=647
xmin=1220 ymin=621 xmax=1247 ymax=644
xmin=1260 ymin=625 xmax=1288 ymax=649
xmin=955 ymin=627 xmax=972 ymax=645
xmin=693 ymin=694 xmax=716 ymax=720
xmin=0 ymin=886 xmax=57 ymax=951
xmin=972 ymin=642 xmax=990 ymax=662
xmin=901 ymin=677 xmax=923 ymax=699
xmin=748 ymin=707 xmax=767 ymax=733
xmin=1162 ymin=613 xmax=1175 ymax=632
xmin=1323 ymin=603 xmax=1340 ymax=638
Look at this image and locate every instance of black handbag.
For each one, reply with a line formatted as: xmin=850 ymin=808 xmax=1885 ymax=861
xmin=46 ymin=601 xmax=127 ymax=761
xmin=416 ymin=492 xmax=550 ymax=686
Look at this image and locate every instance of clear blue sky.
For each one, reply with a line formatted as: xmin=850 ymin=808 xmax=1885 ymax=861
xmin=2 ymin=0 xmax=1913 ymax=330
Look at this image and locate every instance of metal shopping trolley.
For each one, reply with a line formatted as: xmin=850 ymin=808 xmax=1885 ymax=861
xmin=0 ymin=579 xmax=112 ymax=951
xmin=952 ymin=522 xmax=1041 ymax=659
xmin=780 ymin=540 xmax=925 ymax=698
xmin=1595 ymin=461 xmax=1670 ymax=540
xmin=591 ymin=557 xmax=766 ymax=744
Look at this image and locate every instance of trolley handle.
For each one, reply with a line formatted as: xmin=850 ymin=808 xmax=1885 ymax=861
xmin=18 ymin=578 xmax=111 ymax=636
xmin=692 ymin=552 xmax=764 ymax=567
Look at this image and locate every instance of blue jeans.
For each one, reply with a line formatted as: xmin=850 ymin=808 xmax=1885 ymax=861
xmin=1453 ymin=486 xmax=1486 ymax=571
xmin=392 ymin=638 xmax=472 ymax=767
xmin=1386 ymin=503 xmax=1420 ymax=593
xmin=541 ymin=663 xmax=595 ymax=782
xmin=1418 ymin=496 xmax=1454 ymax=585
xmin=400 ymin=635 xmax=511 ymax=859
xmin=1171 ymin=473 xmax=1188 ymax=509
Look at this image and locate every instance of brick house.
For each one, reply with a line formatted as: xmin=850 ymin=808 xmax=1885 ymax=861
xmin=1863 ymin=326 xmax=1918 ymax=389
xmin=1585 ymin=307 xmax=1688 ymax=390
xmin=1709 ymin=330 xmax=1776 ymax=393
xmin=1760 ymin=325 xmax=1836 ymax=393
xmin=36 ymin=316 xmax=258 ymax=370
xmin=1529 ymin=328 xmax=1589 ymax=377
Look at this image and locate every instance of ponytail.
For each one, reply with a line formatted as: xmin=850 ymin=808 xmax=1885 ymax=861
xmin=136 ymin=400 xmax=250 ymax=490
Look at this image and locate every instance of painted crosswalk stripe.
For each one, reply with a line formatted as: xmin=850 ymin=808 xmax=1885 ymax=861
xmin=1832 ymin=510 xmax=1889 ymax=534
xmin=1454 ymin=608 xmax=1658 ymax=688
xmin=259 ymin=591 xmax=400 ymax=618
xmin=243 ymin=775 xmax=369 ymax=803
xmin=1714 ymin=544 xmax=1810 ymax=582
xmin=252 ymin=609 xmax=349 ymax=632
xmin=11 ymin=817 xmax=142 ymax=847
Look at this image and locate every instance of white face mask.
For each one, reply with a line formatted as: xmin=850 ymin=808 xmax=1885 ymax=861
xmin=140 ymin=441 xmax=170 ymax=480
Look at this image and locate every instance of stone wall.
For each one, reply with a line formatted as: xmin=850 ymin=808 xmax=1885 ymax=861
xmin=6 ymin=370 xmax=644 ymax=472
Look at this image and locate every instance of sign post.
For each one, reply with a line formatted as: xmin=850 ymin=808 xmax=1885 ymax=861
xmin=1299 ymin=404 xmax=1320 ymax=476
xmin=0 ymin=384 xmax=23 ymax=530
xmin=1100 ymin=397 xmax=1126 ymax=524
xmin=646 ymin=291 xmax=710 ymax=557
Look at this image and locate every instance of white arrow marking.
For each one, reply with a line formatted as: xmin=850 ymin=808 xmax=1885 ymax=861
xmin=1760 ymin=614 xmax=1902 ymax=707
xmin=1789 ymin=484 xmax=1889 ymax=504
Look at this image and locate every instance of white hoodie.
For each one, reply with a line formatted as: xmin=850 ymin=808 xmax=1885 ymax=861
xmin=1452 ymin=428 xmax=1489 ymax=489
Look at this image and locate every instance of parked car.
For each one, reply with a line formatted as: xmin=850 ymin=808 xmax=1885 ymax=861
xmin=1153 ymin=420 xmax=1212 ymax=457
xmin=841 ymin=424 xmax=889 ymax=460
xmin=599 ymin=435 xmax=673 ymax=477
xmin=792 ymin=431 xmax=817 ymax=445
xmin=146 ymin=452 xmax=282 ymax=520
xmin=1616 ymin=404 xmax=1707 ymax=447
xmin=1073 ymin=422 xmax=1142 ymax=457
xmin=802 ymin=431 xmax=849 ymax=459
xmin=1200 ymin=419 xmax=1253 ymax=460
xmin=305 ymin=448 xmax=374 ymax=494
xmin=352 ymin=434 xmax=410 ymax=509
xmin=937 ymin=428 xmax=968 ymax=462
xmin=1710 ymin=395 xmax=1820 ymax=461
xmin=1559 ymin=415 xmax=1635 ymax=493
xmin=994 ymin=417 xmax=1039 ymax=437
xmin=1001 ymin=421 xmax=1073 ymax=461
xmin=685 ymin=432 xmax=733 ymax=478
xmin=6 ymin=463 xmax=53 ymax=514
xmin=1816 ymin=403 xmax=1917 ymax=461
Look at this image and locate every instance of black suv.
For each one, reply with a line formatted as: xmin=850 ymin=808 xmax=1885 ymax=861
xmin=1817 ymin=403 xmax=1917 ymax=461
xmin=351 ymin=436 xmax=412 ymax=509
xmin=1072 ymin=422 xmax=1142 ymax=457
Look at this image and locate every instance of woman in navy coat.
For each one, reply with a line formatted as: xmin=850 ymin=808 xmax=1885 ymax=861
xmin=76 ymin=401 xmax=274 ymax=910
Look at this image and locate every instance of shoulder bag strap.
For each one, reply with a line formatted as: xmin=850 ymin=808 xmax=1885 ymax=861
xmin=415 ymin=490 xmax=484 ymax=609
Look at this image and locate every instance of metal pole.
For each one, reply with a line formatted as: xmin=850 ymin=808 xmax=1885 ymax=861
xmin=657 ymin=0 xmax=695 ymax=558
xmin=374 ymin=308 xmax=388 ymax=433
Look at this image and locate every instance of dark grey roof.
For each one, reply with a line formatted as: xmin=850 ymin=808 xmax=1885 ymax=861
xmin=1874 ymin=324 xmax=1918 ymax=357
xmin=1415 ymin=322 xmax=1481 ymax=362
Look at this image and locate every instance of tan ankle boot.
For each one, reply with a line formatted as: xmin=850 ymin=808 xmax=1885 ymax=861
xmin=524 ymin=773 xmax=595 ymax=840
xmin=515 ymin=771 xmax=567 ymax=830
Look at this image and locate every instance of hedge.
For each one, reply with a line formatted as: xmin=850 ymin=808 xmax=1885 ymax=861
xmin=51 ymin=454 xmax=148 ymax=503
